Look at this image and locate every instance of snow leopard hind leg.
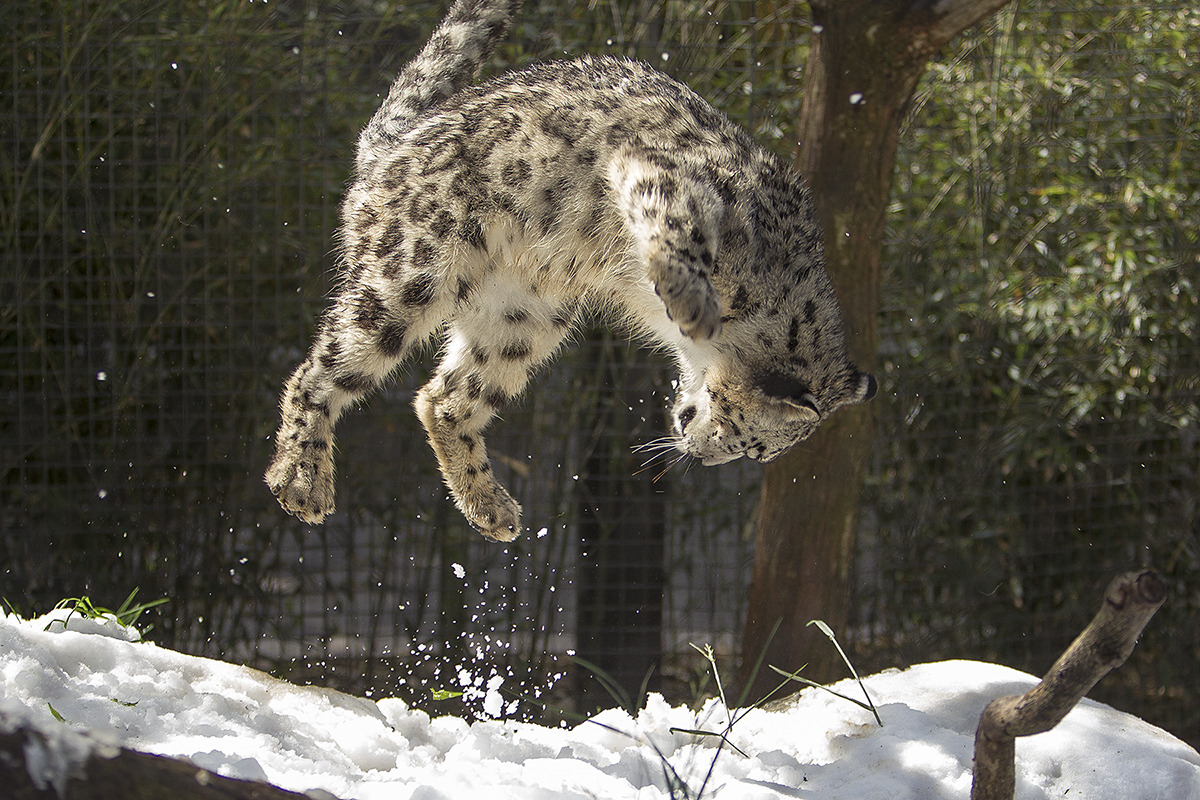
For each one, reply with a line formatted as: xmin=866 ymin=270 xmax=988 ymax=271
xmin=265 ymin=272 xmax=454 ymax=525
xmin=414 ymin=272 xmax=576 ymax=541
xmin=266 ymin=0 xmax=523 ymax=524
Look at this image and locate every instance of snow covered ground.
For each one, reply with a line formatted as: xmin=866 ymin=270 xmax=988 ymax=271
xmin=2 ymin=608 xmax=1197 ymax=799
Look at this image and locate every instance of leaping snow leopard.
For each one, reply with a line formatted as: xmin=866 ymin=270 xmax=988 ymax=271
xmin=265 ymin=0 xmax=877 ymax=540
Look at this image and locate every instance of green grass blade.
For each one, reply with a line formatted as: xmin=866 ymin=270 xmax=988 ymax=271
xmin=669 ymin=727 xmax=749 ymax=759
xmin=733 ymin=617 xmax=782 ymax=710
xmin=767 ymin=664 xmax=880 ymax=721
xmin=570 ymin=655 xmax=635 ymax=715
xmin=796 ymin=623 xmax=883 ymax=729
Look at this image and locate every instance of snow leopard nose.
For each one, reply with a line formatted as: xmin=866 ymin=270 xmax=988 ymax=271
xmin=676 ymin=404 xmax=697 ymax=434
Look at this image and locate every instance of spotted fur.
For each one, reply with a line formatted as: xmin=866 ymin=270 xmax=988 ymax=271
xmin=265 ymin=0 xmax=876 ymax=539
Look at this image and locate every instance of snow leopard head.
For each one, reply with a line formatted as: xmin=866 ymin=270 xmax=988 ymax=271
xmin=671 ymin=357 xmax=875 ymax=465
xmin=668 ymin=296 xmax=876 ymax=466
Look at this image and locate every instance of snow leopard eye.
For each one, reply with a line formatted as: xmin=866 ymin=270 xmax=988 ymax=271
xmin=758 ymin=371 xmax=818 ymax=414
xmin=782 ymin=393 xmax=820 ymax=416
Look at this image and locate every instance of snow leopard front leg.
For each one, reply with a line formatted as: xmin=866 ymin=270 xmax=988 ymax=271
xmin=610 ymin=143 xmax=724 ymax=342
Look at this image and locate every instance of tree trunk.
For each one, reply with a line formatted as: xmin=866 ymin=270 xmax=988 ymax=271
xmin=742 ymin=0 xmax=1014 ymax=695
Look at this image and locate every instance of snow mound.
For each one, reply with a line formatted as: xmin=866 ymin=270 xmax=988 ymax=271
xmin=1 ymin=611 xmax=1197 ymax=799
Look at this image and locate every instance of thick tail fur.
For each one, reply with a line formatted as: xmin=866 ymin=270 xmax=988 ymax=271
xmin=355 ymin=0 xmax=522 ymax=172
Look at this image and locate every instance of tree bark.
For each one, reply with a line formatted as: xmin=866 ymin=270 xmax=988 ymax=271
xmin=970 ymin=570 xmax=1167 ymax=800
xmin=742 ymin=0 xmax=1014 ymax=694
xmin=0 ymin=721 xmax=329 ymax=800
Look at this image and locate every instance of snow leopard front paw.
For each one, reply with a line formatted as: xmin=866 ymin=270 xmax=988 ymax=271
xmin=655 ymin=275 xmax=723 ymax=342
xmin=265 ymin=437 xmax=336 ymax=524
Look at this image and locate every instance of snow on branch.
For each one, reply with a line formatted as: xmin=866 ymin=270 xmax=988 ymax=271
xmin=970 ymin=569 xmax=1167 ymax=800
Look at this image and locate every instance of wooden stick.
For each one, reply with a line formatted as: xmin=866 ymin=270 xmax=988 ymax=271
xmin=970 ymin=569 xmax=1166 ymax=800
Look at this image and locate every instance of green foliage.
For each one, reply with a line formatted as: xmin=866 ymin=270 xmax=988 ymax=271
xmin=47 ymin=588 xmax=168 ymax=633
xmin=871 ymin=2 xmax=1199 ymax=680
xmin=896 ymin=4 xmax=1198 ymax=443
xmin=571 ymin=653 xmax=657 ymax=717
xmin=1 ymin=0 xmax=441 ymax=650
xmin=3 ymin=0 xmax=406 ymax=489
xmin=668 ymin=644 xmax=751 ymax=759
xmin=662 ymin=625 xmax=878 ymax=798
xmin=2 ymin=598 xmax=25 ymax=618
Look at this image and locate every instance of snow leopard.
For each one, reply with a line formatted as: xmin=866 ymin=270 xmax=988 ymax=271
xmin=265 ymin=0 xmax=877 ymax=540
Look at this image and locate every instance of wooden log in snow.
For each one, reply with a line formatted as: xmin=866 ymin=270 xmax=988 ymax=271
xmin=0 ymin=723 xmax=338 ymax=800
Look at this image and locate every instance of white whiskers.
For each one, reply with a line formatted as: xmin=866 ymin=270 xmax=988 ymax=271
xmin=631 ymin=436 xmax=690 ymax=482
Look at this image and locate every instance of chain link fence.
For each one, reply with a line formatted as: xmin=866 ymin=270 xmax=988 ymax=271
xmin=3 ymin=0 xmax=1196 ymax=746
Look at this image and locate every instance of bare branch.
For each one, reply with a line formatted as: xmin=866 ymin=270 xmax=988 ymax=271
xmin=970 ymin=570 xmax=1167 ymax=800
xmin=923 ymin=0 xmax=1018 ymax=48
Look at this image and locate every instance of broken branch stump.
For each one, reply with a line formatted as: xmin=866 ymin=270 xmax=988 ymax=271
xmin=970 ymin=569 xmax=1166 ymax=800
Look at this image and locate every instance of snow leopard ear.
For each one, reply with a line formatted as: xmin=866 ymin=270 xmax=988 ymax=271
xmin=848 ymin=370 xmax=878 ymax=404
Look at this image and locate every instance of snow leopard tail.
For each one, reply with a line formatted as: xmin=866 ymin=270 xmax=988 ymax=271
xmin=356 ymin=0 xmax=521 ymax=171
